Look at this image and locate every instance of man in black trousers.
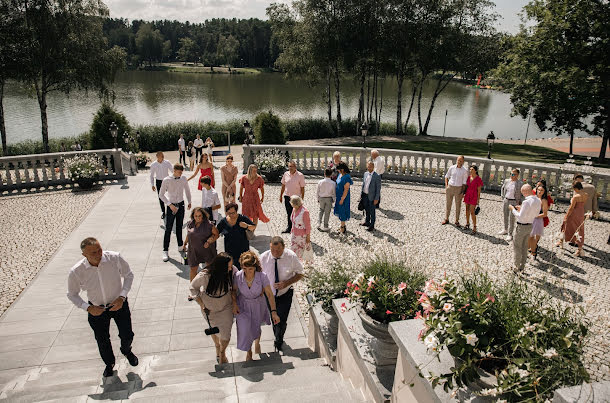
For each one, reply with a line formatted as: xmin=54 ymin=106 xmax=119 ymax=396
xmin=159 ymin=163 xmax=192 ymax=262
xmin=260 ymin=237 xmax=304 ymax=352
xmin=67 ymin=237 xmax=138 ymax=377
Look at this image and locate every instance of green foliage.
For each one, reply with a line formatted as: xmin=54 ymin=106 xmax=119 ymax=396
xmin=346 ymin=257 xmax=426 ymax=323
xmin=136 ymin=23 xmax=165 ymax=66
xmin=420 ymin=273 xmax=589 ymax=401
xmin=405 ymin=123 xmax=417 ymax=137
xmin=216 ymin=34 xmax=240 ymax=67
xmin=1 ymin=134 xmax=90 ymax=156
xmin=89 ymin=104 xmax=134 ymax=152
xmin=62 ymin=154 xmax=103 ymax=180
xmin=306 ymin=263 xmax=355 ymax=313
xmin=254 ymin=111 xmax=287 ymax=145
xmin=177 ymin=37 xmax=199 ymax=63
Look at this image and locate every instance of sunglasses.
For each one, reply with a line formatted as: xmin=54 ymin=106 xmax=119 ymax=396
xmin=511 ymin=173 xmax=517 ymax=176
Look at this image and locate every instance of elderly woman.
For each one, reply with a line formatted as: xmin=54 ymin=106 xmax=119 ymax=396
xmin=327 ymin=151 xmax=342 ymax=182
xmin=220 ymin=154 xmax=238 ymax=204
xmin=334 ymin=162 xmax=353 ymax=234
xmin=216 ymin=203 xmax=256 ymax=269
xmin=233 ymin=251 xmax=280 ymax=361
xmin=557 ymin=181 xmax=588 ymax=256
xmin=289 ymin=195 xmax=311 ymax=260
xmin=189 ymin=253 xmax=236 ymax=364
xmin=184 ymin=207 xmax=219 ymax=282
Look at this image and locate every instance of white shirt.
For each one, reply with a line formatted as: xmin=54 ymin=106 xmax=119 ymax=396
xmin=67 ymin=251 xmax=134 ymax=311
xmin=159 ymin=175 xmax=192 ymax=205
xmin=178 ymin=138 xmax=186 ymax=151
xmin=505 ymin=181 xmax=516 ymax=199
xmin=373 ymin=156 xmax=385 ymax=175
xmin=149 ymin=159 xmax=173 ymax=186
xmin=201 ymin=187 xmax=221 ymax=222
xmin=511 ymin=195 xmax=541 ymax=224
xmin=445 ymin=164 xmax=468 ymax=187
xmin=260 ymin=249 xmax=304 ymax=297
xmin=317 ymin=178 xmax=336 ymax=201
xmin=363 ymin=171 xmax=373 ymax=194
xmin=193 ymin=138 xmax=204 ymax=148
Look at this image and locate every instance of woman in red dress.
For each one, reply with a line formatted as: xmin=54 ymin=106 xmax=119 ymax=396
xmin=238 ymin=164 xmax=270 ymax=227
xmin=463 ymin=165 xmax=483 ymax=234
xmin=188 ymin=153 xmax=215 ymax=190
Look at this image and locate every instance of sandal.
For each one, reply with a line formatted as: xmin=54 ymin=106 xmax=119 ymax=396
xmin=471 ymin=227 xmax=477 ymax=235
xmin=464 ymin=224 xmax=470 ymax=229
xmin=340 ymin=225 xmax=346 ymax=234
xmin=441 ymin=219 xmax=449 ymax=225
xmin=574 ymin=250 xmax=583 ymax=257
xmin=454 ymin=222 xmax=461 ymax=228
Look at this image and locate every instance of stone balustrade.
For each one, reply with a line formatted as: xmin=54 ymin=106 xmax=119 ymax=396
xmin=0 ymin=149 xmax=137 ymax=192
xmin=243 ymin=144 xmax=609 ymax=208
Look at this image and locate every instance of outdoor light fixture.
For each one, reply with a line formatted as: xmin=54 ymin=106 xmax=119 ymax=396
xmin=123 ymin=131 xmax=130 ymax=144
xmin=109 ymin=122 xmax=118 ymax=149
xmin=361 ymin=122 xmax=369 ymax=148
xmin=243 ymin=120 xmax=254 ymax=145
xmin=486 ymin=131 xmax=496 ymax=159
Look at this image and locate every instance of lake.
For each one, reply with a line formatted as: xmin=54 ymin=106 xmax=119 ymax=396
xmin=3 ymin=71 xmax=561 ymax=144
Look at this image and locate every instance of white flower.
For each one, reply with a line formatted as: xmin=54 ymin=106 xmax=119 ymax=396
xmin=424 ymin=333 xmax=439 ymax=350
xmin=479 ymin=388 xmax=498 ymax=397
xmin=542 ymin=348 xmax=558 ymax=359
xmin=442 ymin=303 xmax=453 ymax=313
xmin=516 ymin=368 xmax=529 ymax=378
xmin=366 ymin=301 xmax=376 ymax=311
xmin=465 ymin=333 xmax=478 ymax=346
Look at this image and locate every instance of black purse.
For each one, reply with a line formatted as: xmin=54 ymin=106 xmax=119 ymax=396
xmin=474 ymin=206 xmax=481 ymax=215
xmin=357 ymin=193 xmax=365 ymax=211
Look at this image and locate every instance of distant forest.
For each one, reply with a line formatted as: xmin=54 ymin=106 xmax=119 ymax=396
xmin=102 ymin=18 xmax=278 ymax=68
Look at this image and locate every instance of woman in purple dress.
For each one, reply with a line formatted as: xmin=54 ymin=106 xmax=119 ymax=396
xmin=232 ymin=251 xmax=280 ymax=361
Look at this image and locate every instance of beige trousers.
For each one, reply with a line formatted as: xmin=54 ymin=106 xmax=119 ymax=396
xmin=445 ymin=185 xmax=463 ymax=221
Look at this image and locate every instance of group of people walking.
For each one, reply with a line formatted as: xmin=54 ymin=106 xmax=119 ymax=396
xmin=443 ymin=155 xmax=599 ymax=273
xmin=178 ymin=133 xmax=215 ymax=171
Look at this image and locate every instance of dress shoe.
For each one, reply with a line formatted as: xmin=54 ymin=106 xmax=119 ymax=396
xmin=274 ymin=340 xmax=284 ymax=352
xmin=366 ymin=226 xmax=375 ymax=232
xmin=161 ymin=212 xmax=165 ymax=220
xmin=125 ymin=352 xmax=139 ymax=367
xmin=281 ymin=229 xmax=291 ymax=234
xmin=359 ymin=222 xmax=368 ymax=226
xmin=103 ymin=365 xmax=114 ymax=377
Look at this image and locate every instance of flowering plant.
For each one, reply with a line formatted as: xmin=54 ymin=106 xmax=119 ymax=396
xmin=418 ymin=273 xmax=589 ymax=401
xmin=62 ymin=154 xmax=103 ymax=181
xmin=306 ymin=263 xmax=354 ymax=313
xmin=135 ymin=152 xmax=150 ymax=168
xmin=345 ymin=258 xmax=426 ymax=323
xmin=254 ymin=148 xmax=287 ymax=172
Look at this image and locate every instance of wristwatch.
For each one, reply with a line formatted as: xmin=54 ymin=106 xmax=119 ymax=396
xmin=119 ymin=296 xmax=126 ymax=301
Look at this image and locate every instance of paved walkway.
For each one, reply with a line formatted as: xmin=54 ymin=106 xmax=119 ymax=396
xmin=0 ymin=170 xmax=363 ymax=402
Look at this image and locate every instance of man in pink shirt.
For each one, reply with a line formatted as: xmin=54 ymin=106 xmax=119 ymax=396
xmin=279 ymin=160 xmax=305 ymax=233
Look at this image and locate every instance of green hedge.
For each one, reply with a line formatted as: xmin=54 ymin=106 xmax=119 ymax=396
xmin=2 ymin=118 xmax=418 ymax=156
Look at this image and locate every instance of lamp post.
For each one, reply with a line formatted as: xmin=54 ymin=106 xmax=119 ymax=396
xmin=486 ymin=131 xmax=495 ymax=159
xmin=243 ymin=120 xmax=254 ymax=145
xmin=360 ymin=122 xmax=369 ymax=149
xmin=109 ymin=122 xmax=118 ymax=150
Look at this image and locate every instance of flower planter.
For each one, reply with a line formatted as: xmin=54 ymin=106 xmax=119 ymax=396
xmin=358 ymin=308 xmax=398 ymax=366
xmin=261 ymin=169 xmax=283 ymax=183
xmin=75 ymin=177 xmax=97 ymax=190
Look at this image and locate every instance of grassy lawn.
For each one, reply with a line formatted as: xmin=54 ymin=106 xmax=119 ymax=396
xmin=347 ymin=140 xmax=609 ymax=167
xmin=141 ymin=64 xmax=262 ymax=74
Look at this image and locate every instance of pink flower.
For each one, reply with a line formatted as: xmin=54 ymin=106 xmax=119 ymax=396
xmin=415 ymin=311 xmax=423 ymax=320
xmin=347 ymin=281 xmax=352 ymax=288
xmin=386 ymin=310 xmax=393 ymax=314
xmin=485 ymin=294 xmax=495 ymax=303
xmin=344 ymin=289 xmax=349 ymax=295
xmin=398 ymin=282 xmax=408 ymax=292
xmin=340 ymin=302 xmax=347 ymax=313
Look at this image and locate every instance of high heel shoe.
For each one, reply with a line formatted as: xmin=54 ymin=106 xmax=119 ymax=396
xmin=340 ymin=225 xmax=346 ymax=234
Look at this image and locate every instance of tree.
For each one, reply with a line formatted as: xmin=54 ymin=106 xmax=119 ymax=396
xmin=495 ymin=0 xmax=609 ymax=160
xmin=90 ymin=103 xmax=133 ymax=151
xmin=216 ymin=34 xmax=240 ymax=68
xmin=177 ymin=37 xmax=199 ymax=64
xmin=13 ymin=0 xmax=126 ymax=153
xmin=135 ymin=23 xmax=164 ymax=66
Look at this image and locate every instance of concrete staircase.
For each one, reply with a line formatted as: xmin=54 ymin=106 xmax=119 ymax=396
xmin=2 ymin=339 xmax=366 ymax=402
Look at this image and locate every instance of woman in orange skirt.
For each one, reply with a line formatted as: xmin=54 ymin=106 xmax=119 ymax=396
xmin=238 ymin=164 xmax=270 ymax=227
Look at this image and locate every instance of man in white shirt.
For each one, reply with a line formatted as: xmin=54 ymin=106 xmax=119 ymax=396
xmin=178 ymin=134 xmax=186 ymax=166
xmin=200 ymin=175 xmax=221 ymax=223
xmin=150 ymin=151 xmax=173 ymax=219
xmin=193 ymin=134 xmax=204 ymax=161
xmin=499 ymin=168 xmax=524 ymax=241
xmin=316 ymin=168 xmax=336 ymax=231
xmin=66 ymin=237 xmax=138 ymax=378
xmin=443 ymin=155 xmax=468 ymax=226
xmin=260 ymin=237 xmax=304 ymax=352
xmin=509 ymin=184 xmax=541 ymax=273
xmin=159 ymin=163 xmax=192 ymax=262
xmin=279 ymin=161 xmax=306 ymax=233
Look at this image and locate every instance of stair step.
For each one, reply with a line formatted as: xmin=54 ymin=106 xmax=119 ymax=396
xmin=236 ymin=379 xmax=358 ymax=402
xmin=128 ymin=389 xmax=238 ymax=402
xmin=127 ymin=377 xmax=237 ymax=400
xmin=2 ymin=384 xmax=98 ymax=403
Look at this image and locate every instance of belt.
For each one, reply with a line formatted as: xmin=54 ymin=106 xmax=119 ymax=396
xmin=88 ymin=300 xmax=125 ymax=310
xmin=171 ymin=201 xmax=185 ymax=205
xmin=505 ymin=198 xmax=515 ymax=201
xmin=516 ymin=222 xmax=532 ymax=226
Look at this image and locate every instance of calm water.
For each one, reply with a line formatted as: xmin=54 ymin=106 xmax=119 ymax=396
xmin=4 ymin=71 xmax=560 ymax=144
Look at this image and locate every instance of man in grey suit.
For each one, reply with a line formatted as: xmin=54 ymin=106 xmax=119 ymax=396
xmin=360 ymin=160 xmax=381 ymax=232
xmin=499 ymin=168 xmax=523 ymax=242
xmin=574 ymin=174 xmax=598 ymax=217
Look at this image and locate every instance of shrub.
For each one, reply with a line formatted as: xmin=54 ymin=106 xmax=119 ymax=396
xmin=419 ymin=273 xmax=589 ymax=401
xmin=62 ymin=154 xmax=103 ymax=180
xmin=1 ymin=135 xmax=90 ymax=156
xmin=346 ymin=257 xmax=426 ymax=323
xmin=90 ymin=103 xmax=134 ymax=152
xmin=254 ymin=148 xmax=287 ymax=172
xmin=306 ymin=263 xmax=354 ymax=313
xmin=405 ymin=123 xmax=417 ymax=136
xmin=254 ymin=111 xmax=286 ymax=144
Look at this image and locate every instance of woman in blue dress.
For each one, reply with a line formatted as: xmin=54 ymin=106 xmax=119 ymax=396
xmin=333 ymin=162 xmax=353 ymax=234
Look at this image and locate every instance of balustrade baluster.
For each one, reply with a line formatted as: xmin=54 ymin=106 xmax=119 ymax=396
xmin=316 ymin=151 xmax=321 ymax=171
xmin=23 ymin=160 xmax=32 ymax=183
xmin=33 ymin=159 xmax=41 ymax=183
xmin=4 ymin=163 xmax=12 ymax=186
xmin=50 ymin=158 xmax=58 ymax=181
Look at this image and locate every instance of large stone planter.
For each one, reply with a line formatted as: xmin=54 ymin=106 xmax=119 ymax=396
xmin=358 ymin=308 xmax=398 ymax=366
xmin=75 ymin=177 xmax=97 ymax=190
xmin=261 ymin=169 xmax=283 ymax=183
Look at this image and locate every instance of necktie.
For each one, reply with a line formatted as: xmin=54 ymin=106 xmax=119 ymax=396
xmin=274 ymin=258 xmax=279 ymax=296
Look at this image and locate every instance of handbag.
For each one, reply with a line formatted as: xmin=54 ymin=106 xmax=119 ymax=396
xmin=302 ymin=243 xmax=314 ymax=263
xmin=474 ymin=206 xmax=480 ymax=215
xmin=245 ymin=229 xmax=255 ymax=241
xmin=357 ymin=193 xmax=365 ymax=211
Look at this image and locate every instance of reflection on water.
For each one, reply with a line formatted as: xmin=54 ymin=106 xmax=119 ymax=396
xmin=3 ymin=71 xmax=562 ymax=144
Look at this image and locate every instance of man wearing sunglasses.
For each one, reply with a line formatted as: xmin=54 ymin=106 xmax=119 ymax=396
xmin=499 ymin=168 xmax=523 ymax=242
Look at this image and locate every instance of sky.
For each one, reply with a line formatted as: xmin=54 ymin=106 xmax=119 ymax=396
xmin=105 ymin=0 xmax=530 ymax=34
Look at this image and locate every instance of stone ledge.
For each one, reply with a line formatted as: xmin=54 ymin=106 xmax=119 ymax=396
xmin=333 ymin=298 xmax=394 ymax=403
xmin=553 ymin=381 xmax=610 ymax=403
xmin=307 ymin=298 xmax=338 ymax=371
